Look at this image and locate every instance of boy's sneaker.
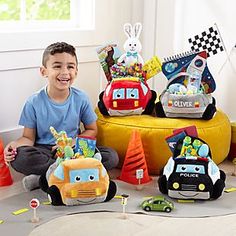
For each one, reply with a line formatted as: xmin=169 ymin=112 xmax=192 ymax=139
xmin=22 ymin=174 xmax=40 ymax=191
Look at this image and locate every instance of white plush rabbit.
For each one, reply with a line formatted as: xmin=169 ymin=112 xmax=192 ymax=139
xmin=118 ymin=22 xmax=144 ymax=67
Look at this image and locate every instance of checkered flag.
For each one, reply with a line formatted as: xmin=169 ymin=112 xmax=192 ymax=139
xmin=188 ymin=24 xmax=225 ymax=57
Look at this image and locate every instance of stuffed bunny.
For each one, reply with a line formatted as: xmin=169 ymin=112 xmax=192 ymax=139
xmin=118 ymin=22 xmax=144 ymax=66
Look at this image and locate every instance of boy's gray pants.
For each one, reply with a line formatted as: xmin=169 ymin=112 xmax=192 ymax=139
xmin=11 ymin=144 xmax=119 ymax=176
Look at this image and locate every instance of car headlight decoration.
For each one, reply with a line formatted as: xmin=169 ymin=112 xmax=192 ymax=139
xmin=173 ymin=182 xmax=179 ymax=189
xmin=198 ymin=183 xmax=205 ymax=191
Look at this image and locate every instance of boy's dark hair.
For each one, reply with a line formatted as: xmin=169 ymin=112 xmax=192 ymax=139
xmin=42 ymin=42 xmax=78 ymax=67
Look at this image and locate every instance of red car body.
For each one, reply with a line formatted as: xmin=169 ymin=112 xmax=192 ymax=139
xmin=102 ymin=77 xmax=153 ymax=116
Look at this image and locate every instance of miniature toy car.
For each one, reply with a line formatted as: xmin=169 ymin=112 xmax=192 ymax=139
xmin=98 ymin=77 xmax=156 ymax=116
xmin=141 ymin=195 xmax=174 ymax=212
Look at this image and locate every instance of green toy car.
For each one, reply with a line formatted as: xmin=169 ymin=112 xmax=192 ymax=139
xmin=141 ymin=196 xmax=174 ymax=213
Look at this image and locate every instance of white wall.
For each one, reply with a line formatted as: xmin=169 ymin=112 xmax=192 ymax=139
xmin=142 ymin=0 xmax=176 ymax=93
xmin=0 ymin=0 xmax=143 ymax=144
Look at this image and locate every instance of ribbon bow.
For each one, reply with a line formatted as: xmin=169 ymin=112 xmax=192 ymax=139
xmin=127 ymin=52 xmax=138 ymax=57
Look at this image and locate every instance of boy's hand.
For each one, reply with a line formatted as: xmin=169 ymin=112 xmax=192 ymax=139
xmin=4 ymin=144 xmax=17 ymax=165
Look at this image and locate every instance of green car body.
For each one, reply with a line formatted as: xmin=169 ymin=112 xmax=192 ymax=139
xmin=141 ymin=196 xmax=174 ymax=213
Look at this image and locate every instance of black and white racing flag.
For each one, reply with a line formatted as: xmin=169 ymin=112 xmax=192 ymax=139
xmin=188 ymin=24 xmax=224 ymax=57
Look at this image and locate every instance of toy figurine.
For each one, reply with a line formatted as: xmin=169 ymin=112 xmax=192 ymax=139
xmin=50 ymin=126 xmax=74 ymax=162
xmin=180 ymin=136 xmax=192 ymax=156
xmin=192 ymin=139 xmax=202 ymax=153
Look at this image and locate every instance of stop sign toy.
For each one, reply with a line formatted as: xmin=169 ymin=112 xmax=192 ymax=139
xmin=30 ymin=198 xmax=40 ymax=223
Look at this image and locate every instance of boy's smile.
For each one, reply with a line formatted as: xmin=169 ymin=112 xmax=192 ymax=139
xmin=40 ymin=52 xmax=78 ymax=102
xmin=56 ymin=73 xmax=71 ymax=86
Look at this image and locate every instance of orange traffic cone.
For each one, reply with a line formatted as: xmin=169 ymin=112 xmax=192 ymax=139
xmin=118 ymin=130 xmax=152 ymax=185
xmin=0 ymin=139 xmax=13 ymax=186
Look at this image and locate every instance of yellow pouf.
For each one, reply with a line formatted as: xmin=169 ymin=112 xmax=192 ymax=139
xmin=95 ymin=108 xmax=231 ymax=175
xmin=228 ymin=122 xmax=236 ymax=160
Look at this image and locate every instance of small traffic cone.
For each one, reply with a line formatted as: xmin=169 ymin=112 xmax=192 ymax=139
xmin=118 ymin=130 xmax=152 ymax=185
xmin=0 ymin=139 xmax=13 ymax=186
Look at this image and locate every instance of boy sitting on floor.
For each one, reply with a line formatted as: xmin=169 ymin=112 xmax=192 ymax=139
xmin=4 ymin=42 xmax=119 ymax=191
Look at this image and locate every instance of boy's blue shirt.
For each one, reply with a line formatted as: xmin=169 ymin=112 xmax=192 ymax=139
xmin=19 ymin=86 xmax=97 ymax=145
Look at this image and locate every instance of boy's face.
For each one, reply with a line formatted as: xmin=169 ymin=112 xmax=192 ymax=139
xmin=40 ymin=52 xmax=78 ymax=91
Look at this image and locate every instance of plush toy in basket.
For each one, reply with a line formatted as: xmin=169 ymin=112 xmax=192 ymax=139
xmin=39 ymin=127 xmax=117 ymax=206
xmin=158 ymin=135 xmax=226 ymax=200
xmin=96 ymin=23 xmax=162 ymax=116
xmin=117 ymin=22 xmax=144 ymax=66
xmin=155 ymin=51 xmax=216 ymax=120
xmin=98 ymin=74 xmax=157 ymax=116
xmin=45 ymin=158 xmax=117 ymax=206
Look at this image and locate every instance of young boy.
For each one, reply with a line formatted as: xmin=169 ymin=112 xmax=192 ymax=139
xmin=4 ymin=42 xmax=119 ymax=191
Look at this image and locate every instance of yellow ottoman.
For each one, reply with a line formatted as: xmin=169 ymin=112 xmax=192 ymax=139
xmin=95 ymin=108 xmax=231 ymax=175
xmin=228 ymin=122 xmax=236 ymax=160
